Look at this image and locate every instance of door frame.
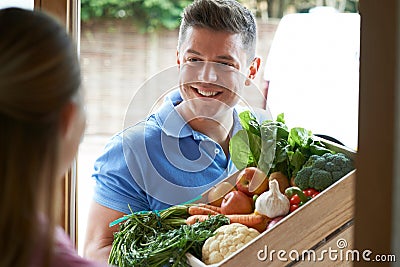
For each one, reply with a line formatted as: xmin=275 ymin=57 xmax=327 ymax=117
xmin=34 ymin=0 xmax=80 ymax=246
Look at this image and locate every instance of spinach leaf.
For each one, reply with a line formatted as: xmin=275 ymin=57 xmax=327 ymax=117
xmin=288 ymin=127 xmax=312 ymax=148
xmin=260 ymin=121 xmax=290 ymax=177
xmin=309 ymin=141 xmax=332 ymax=156
xmin=289 ymin=149 xmax=307 ymax=177
xmin=258 ymin=122 xmax=277 ymax=175
xmin=229 ymin=129 xmax=261 ymax=170
xmin=239 ymin=110 xmax=261 ymax=136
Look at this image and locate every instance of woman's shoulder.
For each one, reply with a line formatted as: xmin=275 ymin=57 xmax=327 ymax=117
xmin=51 ymin=227 xmax=111 ymax=267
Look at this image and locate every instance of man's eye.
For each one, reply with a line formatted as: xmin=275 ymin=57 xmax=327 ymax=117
xmin=218 ymin=62 xmax=237 ymax=71
xmin=220 ymin=62 xmax=235 ymax=67
xmin=187 ymin=57 xmax=200 ymax=62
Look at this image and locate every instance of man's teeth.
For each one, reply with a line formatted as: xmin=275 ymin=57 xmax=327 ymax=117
xmin=197 ymin=89 xmax=218 ymax=97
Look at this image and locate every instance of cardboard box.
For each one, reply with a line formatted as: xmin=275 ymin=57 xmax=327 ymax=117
xmin=187 ymin=139 xmax=356 ymax=266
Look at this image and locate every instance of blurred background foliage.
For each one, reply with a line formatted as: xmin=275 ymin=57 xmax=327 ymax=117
xmin=81 ymin=0 xmax=192 ymax=32
xmin=81 ymin=0 xmax=359 ymax=33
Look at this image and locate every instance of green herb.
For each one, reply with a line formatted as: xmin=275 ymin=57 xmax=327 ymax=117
xmin=108 ymin=206 xmax=229 ymax=267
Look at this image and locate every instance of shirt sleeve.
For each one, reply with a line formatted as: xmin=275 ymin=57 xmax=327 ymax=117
xmin=91 ymin=134 xmax=150 ymax=214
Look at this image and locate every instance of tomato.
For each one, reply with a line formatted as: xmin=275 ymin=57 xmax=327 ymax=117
xmin=290 ymin=204 xmax=299 ymax=213
xmin=290 ymin=194 xmax=301 ymax=205
xmin=303 ymin=188 xmax=319 ymax=197
xmin=311 ymin=192 xmax=320 ymax=198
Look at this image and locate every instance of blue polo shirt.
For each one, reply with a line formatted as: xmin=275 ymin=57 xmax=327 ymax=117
xmin=92 ymin=90 xmax=270 ymax=213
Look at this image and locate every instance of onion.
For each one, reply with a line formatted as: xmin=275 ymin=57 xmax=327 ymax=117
xmin=266 ymin=216 xmax=285 ymax=230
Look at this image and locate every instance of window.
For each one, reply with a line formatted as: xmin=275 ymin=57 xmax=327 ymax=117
xmin=0 ymin=0 xmax=33 ymax=10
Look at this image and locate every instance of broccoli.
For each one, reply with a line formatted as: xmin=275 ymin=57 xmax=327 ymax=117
xmin=324 ymin=162 xmax=336 ymax=172
xmin=304 ymin=155 xmax=321 ymax=167
xmin=295 ymin=166 xmax=313 ymax=189
xmin=294 ymin=152 xmax=354 ymax=191
xmin=312 ymin=158 xmax=326 ymax=169
xmin=309 ymin=169 xmax=333 ymax=190
xmin=332 ymin=171 xmax=345 ymax=182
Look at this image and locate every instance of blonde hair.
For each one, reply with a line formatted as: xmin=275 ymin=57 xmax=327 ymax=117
xmin=0 ymin=8 xmax=81 ymax=267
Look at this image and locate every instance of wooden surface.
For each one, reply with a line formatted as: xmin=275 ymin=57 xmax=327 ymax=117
xmin=294 ymin=223 xmax=354 ymax=267
xmin=34 ymin=0 xmax=79 ymax=245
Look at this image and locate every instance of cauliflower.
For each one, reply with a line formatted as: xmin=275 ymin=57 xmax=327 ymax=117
xmin=202 ymin=223 xmax=260 ymax=265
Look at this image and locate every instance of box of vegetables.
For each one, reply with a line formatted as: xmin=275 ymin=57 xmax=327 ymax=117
xmin=108 ymin=112 xmax=356 ymax=267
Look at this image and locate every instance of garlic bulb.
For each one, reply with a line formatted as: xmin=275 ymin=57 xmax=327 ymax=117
xmin=255 ymin=179 xmax=290 ymax=218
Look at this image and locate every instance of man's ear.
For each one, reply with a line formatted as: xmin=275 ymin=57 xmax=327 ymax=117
xmin=249 ymin=57 xmax=261 ymax=79
xmin=245 ymin=57 xmax=261 ymax=86
xmin=60 ymin=101 xmax=77 ymax=139
xmin=176 ymin=50 xmax=181 ymax=65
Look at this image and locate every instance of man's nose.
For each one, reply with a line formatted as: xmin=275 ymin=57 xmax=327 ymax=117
xmin=197 ymin=62 xmax=217 ymax=82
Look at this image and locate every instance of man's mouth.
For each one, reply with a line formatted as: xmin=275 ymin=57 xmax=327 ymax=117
xmin=191 ymin=86 xmax=222 ymax=97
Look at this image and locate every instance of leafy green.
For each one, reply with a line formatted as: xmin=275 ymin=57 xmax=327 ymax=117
xmin=108 ymin=206 xmax=229 ymax=267
xmin=239 ymin=111 xmax=261 ymax=136
xmin=229 ymin=130 xmax=261 ymax=170
xmin=257 ymin=120 xmax=278 ymax=174
xmin=230 ymin=112 xmax=334 ymax=178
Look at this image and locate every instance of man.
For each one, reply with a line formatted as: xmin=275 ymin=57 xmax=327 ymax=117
xmin=84 ymin=0 xmax=270 ymax=262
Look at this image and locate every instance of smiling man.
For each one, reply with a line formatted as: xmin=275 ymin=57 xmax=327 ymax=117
xmin=84 ymin=0 xmax=271 ymax=263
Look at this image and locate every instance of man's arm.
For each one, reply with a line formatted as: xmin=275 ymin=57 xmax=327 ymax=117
xmin=83 ymin=201 xmax=125 ymax=264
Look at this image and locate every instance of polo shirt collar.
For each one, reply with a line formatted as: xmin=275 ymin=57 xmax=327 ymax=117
xmin=155 ymin=89 xmax=243 ymax=138
xmin=155 ymin=90 xmax=192 ymax=138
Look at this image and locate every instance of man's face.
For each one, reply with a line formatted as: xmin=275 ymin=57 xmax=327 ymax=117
xmin=177 ymin=27 xmax=256 ymax=119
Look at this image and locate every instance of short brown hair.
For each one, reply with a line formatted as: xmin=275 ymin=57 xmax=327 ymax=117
xmin=178 ymin=0 xmax=257 ymax=64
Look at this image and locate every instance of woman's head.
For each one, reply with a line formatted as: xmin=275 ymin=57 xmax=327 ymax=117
xmin=0 ymin=8 xmax=85 ymax=266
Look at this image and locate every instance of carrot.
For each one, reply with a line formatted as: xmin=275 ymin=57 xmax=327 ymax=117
xmin=225 ymin=213 xmax=264 ymax=226
xmin=186 ymin=215 xmax=211 ymax=225
xmin=226 ymin=214 xmax=270 ymax=233
xmin=188 ymin=206 xmax=220 ymax=216
xmin=186 ymin=213 xmax=270 ymax=232
xmin=196 ymin=203 xmax=222 ymax=213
